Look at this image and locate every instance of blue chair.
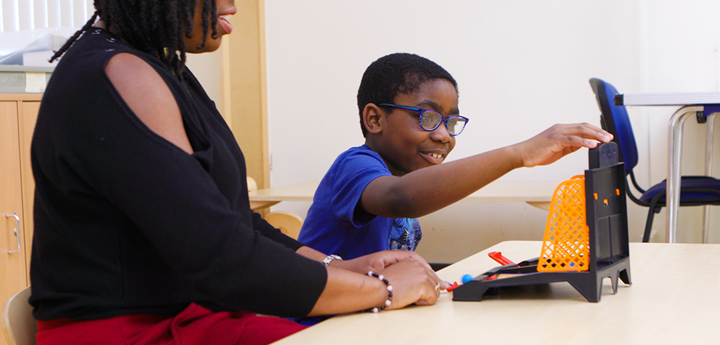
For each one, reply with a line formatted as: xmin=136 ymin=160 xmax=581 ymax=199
xmin=589 ymin=78 xmax=720 ymax=242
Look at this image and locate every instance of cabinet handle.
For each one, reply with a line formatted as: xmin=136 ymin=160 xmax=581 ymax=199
xmin=5 ymin=213 xmax=21 ymax=254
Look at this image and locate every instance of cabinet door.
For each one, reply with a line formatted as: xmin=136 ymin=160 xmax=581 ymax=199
xmin=0 ymin=101 xmax=29 ymax=306
xmin=19 ymin=101 xmax=39 ymax=277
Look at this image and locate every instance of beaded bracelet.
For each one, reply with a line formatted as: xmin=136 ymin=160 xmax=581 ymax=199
xmin=363 ymin=271 xmax=393 ymax=313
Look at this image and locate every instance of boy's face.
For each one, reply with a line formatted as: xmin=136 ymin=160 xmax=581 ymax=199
xmin=371 ymin=78 xmax=459 ymax=175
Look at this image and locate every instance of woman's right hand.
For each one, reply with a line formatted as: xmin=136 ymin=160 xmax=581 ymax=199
xmin=379 ymin=257 xmax=444 ymax=309
xmin=307 ymin=257 xmax=446 ymax=316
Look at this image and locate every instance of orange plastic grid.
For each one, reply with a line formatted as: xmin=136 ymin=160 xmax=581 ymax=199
xmin=537 ymin=175 xmax=589 ymax=272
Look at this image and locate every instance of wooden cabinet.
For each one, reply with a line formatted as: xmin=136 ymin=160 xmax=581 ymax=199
xmin=0 ymin=94 xmax=40 ymax=338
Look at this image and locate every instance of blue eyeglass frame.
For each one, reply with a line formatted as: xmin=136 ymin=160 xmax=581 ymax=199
xmin=379 ymin=103 xmax=469 ymax=136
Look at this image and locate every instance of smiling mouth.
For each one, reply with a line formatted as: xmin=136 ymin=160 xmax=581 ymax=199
xmin=421 ymin=152 xmax=445 ymax=163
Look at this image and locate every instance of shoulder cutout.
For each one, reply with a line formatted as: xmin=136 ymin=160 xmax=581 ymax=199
xmin=104 ymin=53 xmax=193 ymax=153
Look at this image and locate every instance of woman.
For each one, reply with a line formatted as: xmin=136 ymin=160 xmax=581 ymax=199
xmin=30 ymin=0 xmax=446 ymax=343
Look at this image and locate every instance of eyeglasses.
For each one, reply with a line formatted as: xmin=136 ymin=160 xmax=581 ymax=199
xmin=379 ymin=103 xmax=469 ymax=136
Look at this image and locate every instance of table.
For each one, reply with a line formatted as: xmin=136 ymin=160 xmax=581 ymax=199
xmin=272 ymin=240 xmax=720 ymax=345
xmin=616 ymin=92 xmax=720 ymax=243
xmin=249 ymin=180 xmax=561 ymax=211
xmin=248 ymin=180 xmax=319 ymax=210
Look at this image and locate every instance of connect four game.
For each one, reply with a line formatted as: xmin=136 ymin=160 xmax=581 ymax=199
xmin=453 ymin=142 xmax=632 ymax=303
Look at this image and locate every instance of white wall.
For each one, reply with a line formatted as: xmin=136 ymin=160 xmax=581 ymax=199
xmin=12 ymin=0 xmax=718 ymax=261
xmin=263 ymin=0 xmax=720 ymax=263
xmin=186 ymin=51 xmax=223 ymax=106
xmin=640 ymin=0 xmax=720 ymax=243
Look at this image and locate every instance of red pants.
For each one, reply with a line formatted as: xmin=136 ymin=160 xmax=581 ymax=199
xmin=36 ymin=303 xmax=307 ymax=345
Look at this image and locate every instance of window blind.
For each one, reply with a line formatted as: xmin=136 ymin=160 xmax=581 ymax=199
xmin=1 ymin=0 xmax=93 ymax=32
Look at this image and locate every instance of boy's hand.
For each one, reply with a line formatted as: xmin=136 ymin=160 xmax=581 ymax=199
xmin=336 ymin=251 xmax=451 ymax=290
xmin=515 ymin=123 xmax=613 ymax=167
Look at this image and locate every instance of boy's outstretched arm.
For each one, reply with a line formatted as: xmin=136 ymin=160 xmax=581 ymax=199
xmin=511 ymin=122 xmax=614 ymax=167
xmin=360 ymin=123 xmax=612 ymax=219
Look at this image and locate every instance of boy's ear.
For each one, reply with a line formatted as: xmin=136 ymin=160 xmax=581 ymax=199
xmin=363 ymin=103 xmax=384 ymax=135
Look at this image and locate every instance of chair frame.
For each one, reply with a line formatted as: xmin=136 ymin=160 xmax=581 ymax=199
xmin=590 ymin=78 xmax=720 ymax=242
xmin=2 ymin=286 xmax=36 ymax=345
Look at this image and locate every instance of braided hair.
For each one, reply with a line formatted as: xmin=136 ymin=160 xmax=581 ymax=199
xmin=50 ymin=0 xmax=218 ymax=78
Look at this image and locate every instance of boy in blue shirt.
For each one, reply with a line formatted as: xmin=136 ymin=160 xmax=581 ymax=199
xmin=298 ymin=53 xmax=612 ymax=260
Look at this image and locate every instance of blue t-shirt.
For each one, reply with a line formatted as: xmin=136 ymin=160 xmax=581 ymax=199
xmin=299 ymin=145 xmax=422 ymax=259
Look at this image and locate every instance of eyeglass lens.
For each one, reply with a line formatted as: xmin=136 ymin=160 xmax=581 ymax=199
xmin=421 ymin=110 xmax=467 ymax=135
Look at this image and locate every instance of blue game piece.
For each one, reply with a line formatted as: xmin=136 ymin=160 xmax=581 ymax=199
xmin=461 ymin=274 xmax=473 ymax=284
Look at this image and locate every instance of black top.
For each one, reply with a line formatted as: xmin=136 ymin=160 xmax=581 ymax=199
xmin=30 ymin=28 xmax=326 ymax=321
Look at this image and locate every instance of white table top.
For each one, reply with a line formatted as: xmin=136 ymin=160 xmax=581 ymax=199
xmin=249 ymin=180 xmax=560 ymax=203
xmin=617 ymin=91 xmax=720 ymax=106
xmin=272 ymin=240 xmax=720 ymax=345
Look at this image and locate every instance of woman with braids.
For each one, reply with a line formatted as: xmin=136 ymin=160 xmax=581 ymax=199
xmin=30 ymin=0 xmax=448 ymax=344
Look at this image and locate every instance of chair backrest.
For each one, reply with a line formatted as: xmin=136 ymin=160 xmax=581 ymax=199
xmin=1 ymin=287 xmax=36 ymax=345
xmin=247 ymin=176 xmax=258 ymax=192
xmin=265 ymin=211 xmax=303 ymax=239
xmin=589 ymin=78 xmax=639 ymax=175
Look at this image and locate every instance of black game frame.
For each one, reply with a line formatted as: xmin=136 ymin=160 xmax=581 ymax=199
xmin=453 ymin=142 xmax=632 ymax=303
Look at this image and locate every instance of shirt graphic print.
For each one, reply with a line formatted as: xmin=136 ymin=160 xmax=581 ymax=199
xmin=388 ymin=218 xmax=422 ymax=251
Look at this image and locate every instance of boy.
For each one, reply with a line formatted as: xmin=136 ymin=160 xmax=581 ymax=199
xmin=298 ymin=53 xmax=611 ymax=260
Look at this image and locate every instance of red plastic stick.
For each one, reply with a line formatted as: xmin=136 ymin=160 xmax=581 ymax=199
xmin=446 ymin=282 xmax=461 ymax=292
xmin=488 ymin=251 xmax=514 ymax=265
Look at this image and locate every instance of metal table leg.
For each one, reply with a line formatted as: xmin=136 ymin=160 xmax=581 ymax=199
xmin=703 ymin=112 xmax=716 ymax=243
xmin=667 ymin=106 xmax=702 ymax=243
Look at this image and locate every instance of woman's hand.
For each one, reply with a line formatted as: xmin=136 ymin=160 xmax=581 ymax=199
xmin=308 ymin=257 xmax=448 ymax=316
xmin=308 ymin=255 xmax=449 ymax=316
xmin=331 ymin=250 xmax=450 ymax=291
xmin=378 ymin=257 xmax=446 ymax=309
xmin=513 ymin=123 xmax=613 ymax=168
xmin=334 ymin=250 xmax=436 ymax=276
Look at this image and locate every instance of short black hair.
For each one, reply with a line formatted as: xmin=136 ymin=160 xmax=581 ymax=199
xmin=357 ymin=53 xmax=458 ymax=137
xmin=51 ymin=0 xmax=218 ymax=78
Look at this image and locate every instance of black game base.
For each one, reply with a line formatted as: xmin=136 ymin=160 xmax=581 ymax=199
xmin=453 ymin=143 xmax=631 ymax=303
